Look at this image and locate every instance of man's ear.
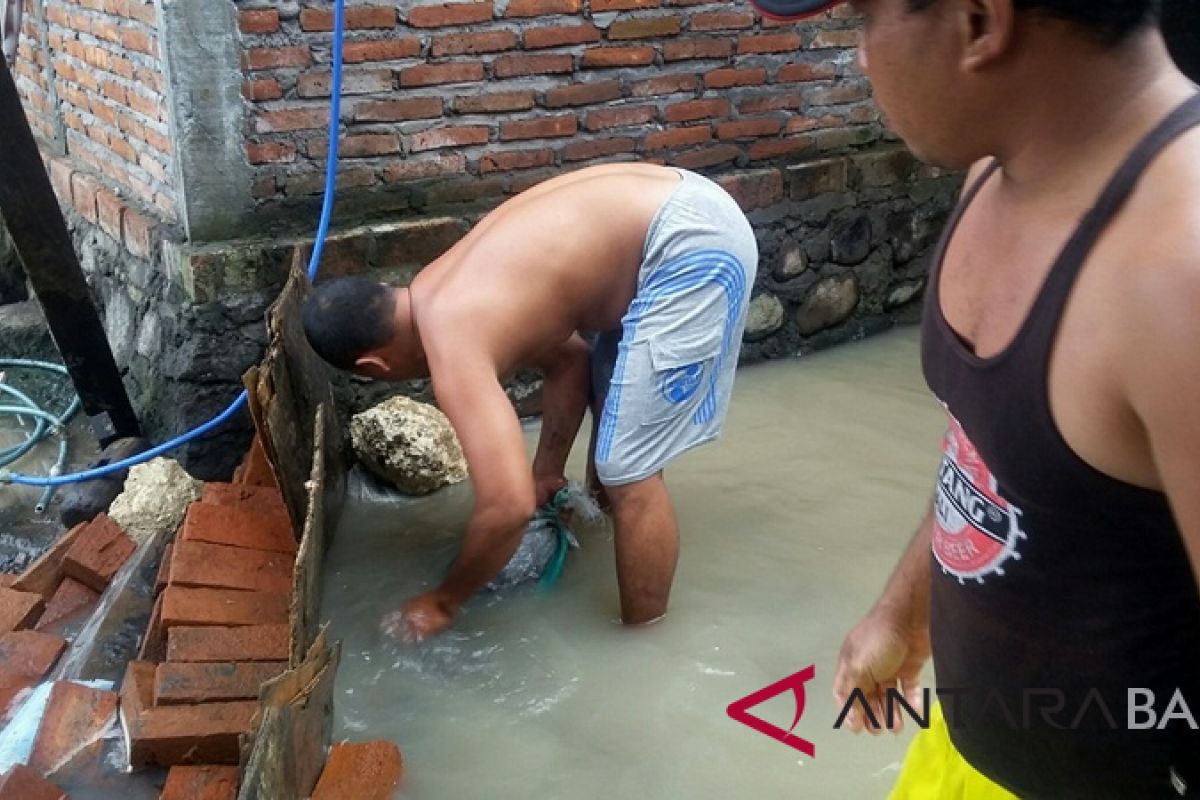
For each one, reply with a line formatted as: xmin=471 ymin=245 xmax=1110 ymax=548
xmin=354 ymin=353 xmax=391 ymax=374
xmin=960 ymin=0 xmax=1015 ymax=72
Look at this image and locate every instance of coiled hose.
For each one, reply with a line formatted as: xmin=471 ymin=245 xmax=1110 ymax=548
xmin=0 ymin=359 xmax=80 ymax=511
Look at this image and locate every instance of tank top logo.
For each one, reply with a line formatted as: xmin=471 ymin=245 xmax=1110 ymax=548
xmin=933 ymin=413 xmax=1027 ymax=583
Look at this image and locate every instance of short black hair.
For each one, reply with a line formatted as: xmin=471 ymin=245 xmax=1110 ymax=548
xmin=908 ymin=0 xmax=1162 ymax=46
xmin=302 ymin=277 xmax=397 ymax=370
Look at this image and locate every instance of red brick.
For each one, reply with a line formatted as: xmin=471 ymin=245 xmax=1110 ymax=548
xmin=493 ymin=53 xmax=573 ymax=78
xmin=166 ymin=625 xmax=290 ymax=663
xmin=608 ymin=16 xmax=680 ymax=39
xmin=242 ymin=78 xmax=283 ymax=102
xmin=505 ymin=0 xmax=580 ymax=15
xmin=243 ymin=46 xmax=311 ymax=71
xmin=312 ymin=741 xmax=404 ymax=800
xmin=49 ymin=160 xmax=73 ymax=206
xmin=170 ymin=541 xmax=294 ymax=595
xmin=354 ymin=96 xmax=444 ymax=122
xmin=14 ymin=524 xmax=86 ymax=600
xmin=739 ymin=91 xmax=801 ymax=113
xmin=0 ymin=588 xmax=44 ymax=634
xmin=301 ymin=6 xmax=396 ymax=30
xmin=594 ymin=0 xmax=658 ymax=8
xmin=0 ymin=765 xmax=66 ymax=800
xmin=308 ymin=133 xmax=402 ymax=158
xmin=673 ymin=143 xmax=740 ymax=169
xmin=161 ymin=765 xmax=239 ymax=800
xmin=586 ymin=104 xmax=655 ymax=130
xmin=121 ymin=28 xmax=157 ymax=56
xmin=255 ymin=106 xmax=328 ymax=133
xmin=718 ymin=117 xmax=783 ymax=139
xmin=239 ymin=9 xmax=279 ymax=34
xmin=28 ymin=681 xmax=118 ymax=774
xmin=344 ymin=38 xmax=422 ymax=63
xmin=544 ymin=79 xmax=620 ymax=108
xmin=406 ymin=2 xmax=493 ymax=27
xmin=0 ymin=630 xmax=67 ymax=679
xmin=581 ymin=45 xmax=655 ymax=68
xmin=523 ymin=23 xmax=600 ymax=49
xmin=663 ymin=36 xmax=732 ymax=61
xmin=237 ymin=436 xmax=273 ymax=487
xmin=154 ymin=661 xmax=287 ymax=705
xmin=156 ymin=544 xmax=173 ymax=596
xmin=500 ymin=114 xmax=577 ymax=141
xmin=299 ymin=68 xmax=394 ymax=97
xmin=121 ymin=661 xmax=258 ymax=767
xmin=737 ymin=32 xmax=802 ymax=54
xmin=811 ymin=28 xmax=859 ymax=48
xmin=432 ymin=30 xmax=516 ymax=56
xmin=246 ymin=141 xmax=297 ymax=165
xmin=690 ymin=11 xmax=754 ymax=30
xmin=479 ymin=148 xmax=555 ymax=173
xmin=409 ymin=126 xmax=491 ymax=152
xmin=62 ymin=514 xmax=136 ymax=592
xmin=629 ymin=73 xmax=697 ymax=97
xmin=644 ymin=125 xmax=711 ymax=150
xmin=95 ymin=188 xmax=124 ymax=240
xmin=201 ymin=483 xmax=287 ymax=513
xmin=161 ymin=586 xmax=289 ymax=629
xmin=717 ymin=169 xmax=785 ymax=210
xmin=399 ymin=62 xmax=485 ymax=87
xmin=381 ymin=154 xmax=468 ymax=183
xmin=454 ymin=90 xmax=534 ymax=113
xmin=123 ymin=209 xmax=156 ymax=259
xmin=664 ymin=97 xmax=728 ymax=123
xmin=138 ymin=594 xmax=166 ymax=662
xmin=749 ymin=137 xmax=812 ymax=160
xmin=34 ymin=578 xmax=99 ymax=631
xmin=704 ymin=67 xmax=766 ymax=89
xmin=70 ymin=171 xmax=99 ymax=223
xmin=563 ymin=137 xmax=636 ymax=161
xmin=808 ymin=82 xmax=870 ymax=105
xmin=179 ymin=501 xmax=296 ymax=555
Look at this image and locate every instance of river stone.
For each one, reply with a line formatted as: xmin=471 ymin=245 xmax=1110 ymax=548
xmin=830 ymin=212 xmax=872 ymax=266
xmin=744 ymin=293 xmax=785 ymax=341
xmin=796 ymin=274 xmax=859 ymax=336
xmin=350 ymin=396 xmax=467 ymax=495
xmin=772 ymin=244 xmax=808 ymax=282
xmin=886 ymin=280 xmax=924 ymax=310
xmin=108 ymin=457 xmax=202 ymax=544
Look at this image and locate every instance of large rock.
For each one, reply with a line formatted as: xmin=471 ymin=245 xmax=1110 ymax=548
xmin=744 ymin=293 xmax=784 ymax=341
xmin=350 ymin=396 xmax=467 ymax=496
xmin=108 ymin=458 xmax=202 ymax=544
xmin=797 ymin=274 xmax=860 ymax=336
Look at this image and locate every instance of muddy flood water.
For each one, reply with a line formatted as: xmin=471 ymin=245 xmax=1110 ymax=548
xmin=321 ymin=326 xmax=947 ymax=800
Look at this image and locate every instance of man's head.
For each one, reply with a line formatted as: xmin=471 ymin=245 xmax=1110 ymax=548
xmin=302 ymin=277 xmax=426 ymax=380
xmin=844 ymin=0 xmax=1167 ymax=168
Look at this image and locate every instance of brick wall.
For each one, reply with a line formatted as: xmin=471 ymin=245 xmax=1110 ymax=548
xmin=238 ymin=0 xmax=879 ymax=219
xmin=15 ymin=0 xmax=176 ymax=227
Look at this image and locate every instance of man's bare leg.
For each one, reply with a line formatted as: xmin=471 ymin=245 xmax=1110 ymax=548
xmin=605 ymin=472 xmax=679 ymax=625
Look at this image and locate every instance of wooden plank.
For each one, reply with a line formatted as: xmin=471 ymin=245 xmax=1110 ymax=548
xmin=0 ymin=58 xmax=139 ymax=442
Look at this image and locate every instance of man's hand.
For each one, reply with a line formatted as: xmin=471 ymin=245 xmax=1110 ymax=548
xmin=534 ymin=473 xmax=567 ymax=507
xmin=385 ymin=591 xmax=459 ymax=642
xmin=833 ymin=604 xmax=931 ymax=734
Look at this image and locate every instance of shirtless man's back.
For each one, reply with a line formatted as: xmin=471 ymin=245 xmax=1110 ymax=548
xmin=303 ymin=163 xmax=758 ymax=638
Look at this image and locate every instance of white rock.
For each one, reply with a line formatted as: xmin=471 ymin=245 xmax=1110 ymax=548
xmin=108 ymin=458 xmax=202 ymax=544
xmin=350 ymin=396 xmax=468 ymax=496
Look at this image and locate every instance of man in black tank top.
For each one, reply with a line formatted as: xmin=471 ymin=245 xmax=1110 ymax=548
xmin=826 ymin=1 xmax=1200 ymax=797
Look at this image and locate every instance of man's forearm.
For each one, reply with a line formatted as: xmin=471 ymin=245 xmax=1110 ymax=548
xmin=874 ymin=504 xmax=934 ymax=628
xmin=531 ymin=335 xmax=590 ymax=482
xmin=436 ymin=505 xmax=531 ymax=609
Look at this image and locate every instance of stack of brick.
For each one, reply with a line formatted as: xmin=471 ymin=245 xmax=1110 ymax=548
xmin=311 ymin=740 xmax=404 ymax=800
xmin=121 ymin=438 xmax=292 ymax=797
xmin=0 ymin=513 xmax=136 ymax=721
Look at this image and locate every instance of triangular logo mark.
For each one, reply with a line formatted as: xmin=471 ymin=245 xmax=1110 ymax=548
xmin=726 ymin=665 xmax=816 ymax=757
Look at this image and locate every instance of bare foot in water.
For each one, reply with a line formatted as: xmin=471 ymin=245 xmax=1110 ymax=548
xmin=383 ymin=591 xmax=457 ymax=642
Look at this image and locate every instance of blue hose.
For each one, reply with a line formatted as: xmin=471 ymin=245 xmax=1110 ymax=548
xmin=0 ymin=359 xmax=80 ymax=509
xmin=0 ymin=0 xmax=346 ymax=489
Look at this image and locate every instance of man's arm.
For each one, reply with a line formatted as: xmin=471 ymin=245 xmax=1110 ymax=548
xmin=400 ymin=357 xmax=535 ymax=638
xmin=529 ymin=333 xmax=591 ymax=503
xmin=1126 ymin=262 xmax=1200 ymax=586
xmin=833 ymin=504 xmax=934 ymax=733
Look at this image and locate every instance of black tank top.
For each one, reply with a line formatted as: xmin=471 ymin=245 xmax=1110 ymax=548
xmin=921 ymin=94 xmax=1200 ymax=798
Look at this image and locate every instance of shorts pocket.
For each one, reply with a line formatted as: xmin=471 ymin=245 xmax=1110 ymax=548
xmin=641 ymin=328 xmax=724 ymax=425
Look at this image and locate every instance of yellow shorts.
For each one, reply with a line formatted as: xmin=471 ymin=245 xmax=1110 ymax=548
xmin=889 ymin=704 xmax=1017 ymax=800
